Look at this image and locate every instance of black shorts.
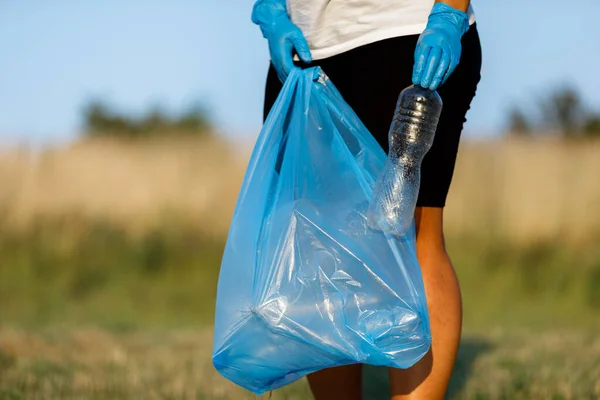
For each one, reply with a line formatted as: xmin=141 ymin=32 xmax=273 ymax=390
xmin=262 ymin=24 xmax=482 ymax=208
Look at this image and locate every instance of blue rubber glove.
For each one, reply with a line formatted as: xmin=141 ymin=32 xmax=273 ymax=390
xmin=412 ymin=2 xmax=470 ymax=91
xmin=251 ymin=0 xmax=312 ymax=83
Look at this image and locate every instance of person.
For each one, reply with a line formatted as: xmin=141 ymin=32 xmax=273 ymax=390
xmin=251 ymin=0 xmax=482 ymax=398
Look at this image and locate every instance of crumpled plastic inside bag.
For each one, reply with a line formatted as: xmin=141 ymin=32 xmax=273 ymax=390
xmin=212 ymin=67 xmax=431 ymax=395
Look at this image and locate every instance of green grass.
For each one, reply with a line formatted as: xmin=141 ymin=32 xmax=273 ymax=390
xmin=0 ymin=215 xmax=224 ymax=330
xmin=447 ymin=235 xmax=600 ymax=332
xmin=2 ymin=216 xmax=599 ymax=331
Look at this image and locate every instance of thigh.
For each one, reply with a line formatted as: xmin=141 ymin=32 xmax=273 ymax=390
xmin=263 ymin=28 xmax=481 ymax=210
xmin=417 ymin=24 xmax=482 ymax=207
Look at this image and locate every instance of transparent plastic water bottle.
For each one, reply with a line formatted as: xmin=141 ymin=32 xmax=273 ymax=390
xmin=366 ymin=85 xmax=443 ymax=236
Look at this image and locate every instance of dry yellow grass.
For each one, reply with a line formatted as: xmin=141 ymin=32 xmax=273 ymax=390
xmin=446 ymin=137 xmax=600 ymax=244
xmin=0 ymin=136 xmax=598 ymax=243
xmin=0 ymin=136 xmax=248 ymax=238
xmin=1 ymin=136 xmax=599 ymax=399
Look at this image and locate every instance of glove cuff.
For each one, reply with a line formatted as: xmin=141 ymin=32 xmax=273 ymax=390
xmin=427 ymin=2 xmax=470 ymax=37
xmin=251 ymin=0 xmax=290 ymax=38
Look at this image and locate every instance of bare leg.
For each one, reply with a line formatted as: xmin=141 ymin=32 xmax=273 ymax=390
xmin=307 ymin=207 xmax=461 ymax=400
xmin=389 ymin=207 xmax=462 ymax=400
xmin=306 ymin=364 xmax=362 ymax=400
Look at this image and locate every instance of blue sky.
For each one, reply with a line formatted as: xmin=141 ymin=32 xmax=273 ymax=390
xmin=1 ymin=0 xmax=598 ymax=145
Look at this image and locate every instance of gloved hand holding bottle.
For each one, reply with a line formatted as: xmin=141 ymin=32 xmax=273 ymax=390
xmin=412 ymin=1 xmax=470 ymax=91
xmin=251 ymin=0 xmax=312 ymax=83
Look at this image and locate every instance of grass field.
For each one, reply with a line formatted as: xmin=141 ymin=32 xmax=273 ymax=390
xmin=0 ymin=218 xmax=599 ymax=399
xmin=0 ymin=136 xmax=599 ymax=399
xmin=1 ymin=217 xmax=599 ymax=332
xmin=1 ymin=328 xmax=599 ymax=400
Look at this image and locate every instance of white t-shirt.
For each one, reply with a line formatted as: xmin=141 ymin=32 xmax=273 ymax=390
xmin=286 ymin=1 xmax=476 ymax=61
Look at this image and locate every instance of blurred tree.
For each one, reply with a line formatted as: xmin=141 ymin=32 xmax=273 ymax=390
xmin=84 ymin=101 xmax=134 ymax=136
xmin=583 ymin=115 xmax=600 ymax=137
xmin=506 ymin=84 xmax=600 ymax=139
xmin=507 ymin=107 xmax=531 ymax=136
xmin=139 ymin=106 xmax=170 ymax=134
xmin=174 ymin=103 xmax=213 ymax=133
xmin=82 ymin=99 xmax=212 ymax=139
xmin=539 ymin=85 xmax=585 ymax=137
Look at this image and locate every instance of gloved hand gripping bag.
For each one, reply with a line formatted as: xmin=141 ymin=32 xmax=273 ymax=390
xmin=212 ymin=67 xmax=431 ymax=395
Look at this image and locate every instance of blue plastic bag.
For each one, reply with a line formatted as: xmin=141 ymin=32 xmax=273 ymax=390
xmin=212 ymin=67 xmax=431 ymax=395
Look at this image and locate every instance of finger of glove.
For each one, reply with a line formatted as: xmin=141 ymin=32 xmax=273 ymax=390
xmin=291 ymin=31 xmax=312 ymax=64
xmin=441 ymin=47 xmax=461 ymax=86
xmin=430 ymin=49 xmax=450 ymax=90
xmin=421 ymin=46 xmax=443 ymax=90
xmin=277 ymin=38 xmax=296 ymax=83
xmin=273 ymin=38 xmax=294 ymax=83
xmin=268 ymin=39 xmax=286 ymax=83
xmin=412 ymin=44 xmax=430 ymax=86
xmin=272 ymin=54 xmax=288 ymax=83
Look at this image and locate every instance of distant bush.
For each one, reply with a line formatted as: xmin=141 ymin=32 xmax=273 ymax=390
xmin=81 ymin=100 xmax=212 ymax=139
xmin=507 ymin=84 xmax=600 ymax=139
